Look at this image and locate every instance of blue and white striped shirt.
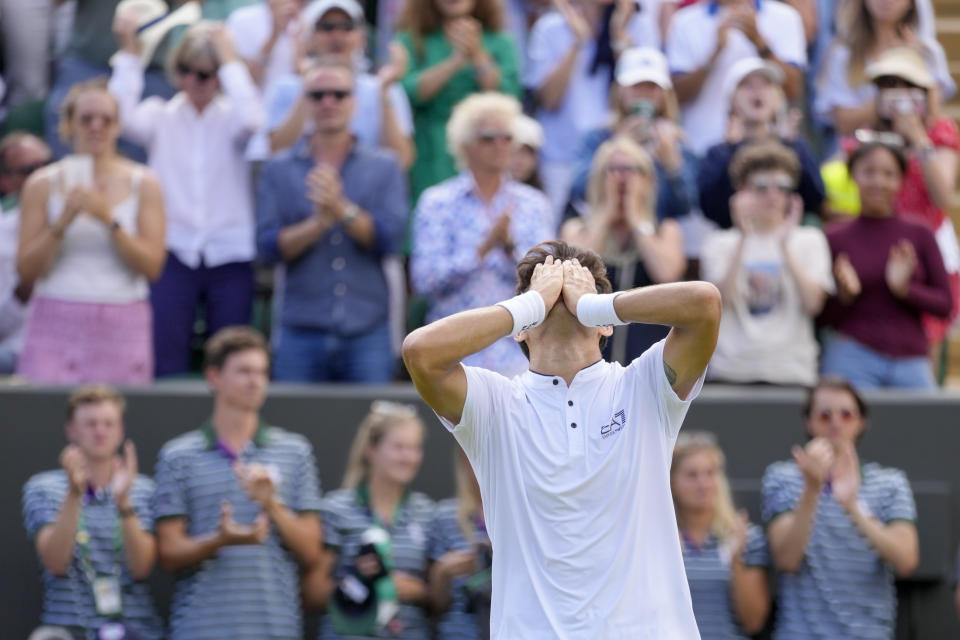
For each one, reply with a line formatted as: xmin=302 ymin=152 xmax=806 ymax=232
xmin=427 ymin=498 xmax=489 ymax=640
xmin=319 ymin=486 xmax=435 ymax=640
xmin=682 ymin=524 xmax=769 ymax=640
xmin=153 ymin=421 xmax=324 ymax=640
xmin=762 ymin=460 xmax=916 ymax=640
xmin=22 ymin=470 xmax=162 ymax=640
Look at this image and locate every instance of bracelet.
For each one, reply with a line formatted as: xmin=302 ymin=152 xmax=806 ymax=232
xmin=497 ymin=290 xmax=546 ymax=335
xmin=118 ymin=506 xmax=137 ymax=519
xmin=109 ymin=220 xmax=121 ymax=235
xmin=342 ymin=203 xmax=359 ymax=228
xmin=576 ymin=292 xmax=628 ymax=327
xmin=916 ymin=144 xmax=936 ymax=163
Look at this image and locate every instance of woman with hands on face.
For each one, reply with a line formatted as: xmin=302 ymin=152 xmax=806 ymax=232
xmin=561 ymin=136 xmax=685 ymax=363
xmin=16 ymin=78 xmax=166 ymax=384
xmin=700 ymin=141 xmax=832 ymax=386
xmin=820 ymin=140 xmax=951 ymax=389
xmin=761 ymin=377 xmax=918 ymax=639
xmin=302 ymin=401 xmax=434 ymax=640
xmin=671 ymin=431 xmax=770 ymax=640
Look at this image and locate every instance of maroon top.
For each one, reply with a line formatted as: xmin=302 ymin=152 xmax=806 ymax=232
xmin=821 ymin=215 xmax=952 ymax=357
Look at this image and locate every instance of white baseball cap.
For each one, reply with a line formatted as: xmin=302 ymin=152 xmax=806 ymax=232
xmin=303 ymin=0 xmax=365 ymax=27
xmin=110 ymin=0 xmax=202 ymax=67
xmin=723 ymin=57 xmax=784 ymax=104
xmin=615 ymin=47 xmax=672 ymax=89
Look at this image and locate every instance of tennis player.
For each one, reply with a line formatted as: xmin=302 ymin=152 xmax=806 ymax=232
xmin=402 ymin=240 xmax=720 ymax=639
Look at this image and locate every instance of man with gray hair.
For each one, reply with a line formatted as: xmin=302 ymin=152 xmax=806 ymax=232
xmin=410 ymin=92 xmax=554 ymax=377
xmin=255 ymin=58 xmax=408 ymax=382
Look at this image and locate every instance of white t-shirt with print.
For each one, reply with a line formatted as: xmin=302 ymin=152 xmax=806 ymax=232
xmin=700 ymin=226 xmax=834 ymax=385
xmin=439 ymin=339 xmax=704 ymax=640
xmin=666 ymin=0 xmax=806 ymax=155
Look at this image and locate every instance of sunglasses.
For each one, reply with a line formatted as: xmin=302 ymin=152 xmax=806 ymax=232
xmin=307 ymin=89 xmax=352 ymax=102
xmin=476 ymin=130 xmax=513 ymax=144
xmin=607 ymin=163 xmax=644 ymax=174
xmin=814 ymin=407 xmax=858 ymax=423
xmin=5 ymin=160 xmax=49 ymax=177
xmin=78 ymin=112 xmax=116 ymax=128
xmin=748 ymin=176 xmax=795 ymax=194
xmin=176 ymin=63 xmax=216 ymax=83
xmin=854 ymin=128 xmax=906 ymax=148
xmin=316 ymin=20 xmax=356 ymax=32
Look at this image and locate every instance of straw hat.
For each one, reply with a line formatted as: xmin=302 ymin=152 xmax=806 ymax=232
xmin=110 ymin=0 xmax=202 ymax=66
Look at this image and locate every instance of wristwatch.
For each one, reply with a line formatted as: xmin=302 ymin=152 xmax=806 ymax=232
xmin=109 ymin=220 xmax=122 ymax=235
xmin=633 ymin=221 xmax=655 ymax=237
xmin=342 ymin=203 xmax=360 ymax=228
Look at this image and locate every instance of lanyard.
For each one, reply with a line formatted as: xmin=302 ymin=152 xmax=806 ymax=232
xmin=357 ymin=483 xmax=405 ymax=533
xmin=76 ymin=504 xmax=123 ymax=585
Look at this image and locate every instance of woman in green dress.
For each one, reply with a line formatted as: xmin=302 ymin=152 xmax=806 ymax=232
xmin=394 ymin=0 xmax=520 ymax=205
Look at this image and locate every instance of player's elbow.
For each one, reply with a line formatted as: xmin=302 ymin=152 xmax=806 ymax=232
xmin=691 ymin=281 xmax=722 ymax=325
xmin=401 ymin=327 xmax=433 ymax=375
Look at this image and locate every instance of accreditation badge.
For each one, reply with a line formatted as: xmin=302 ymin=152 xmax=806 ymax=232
xmin=92 ymin=575 xmax=123 ymax=617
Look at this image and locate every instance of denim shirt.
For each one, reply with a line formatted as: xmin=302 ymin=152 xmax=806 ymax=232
xmin=256 ymin=139 xmax=408 ymax=336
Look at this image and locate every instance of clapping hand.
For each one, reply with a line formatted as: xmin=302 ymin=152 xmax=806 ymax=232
xmin=234 ymin=462 xmax=277 ymax=508
xmin=792 ymin=437 xmax=834 ymax=491
xmin=885 ymin=239 xmax=917 ymax=299
xmin=306 ymin=165 xmax=343 ymax=214
xmin=110 ymin=441 xmax=138 ymax=507
xmin=378 ymin=42 xmax=409 ymax=87
xmin=60 ymin=445 xmax=89 ymax=497
xmin=217 ymin=500 xmax=270 ymax=545
xmin=554 ymin=0 xmax=591 ymax=45
xmin=830 ymin=443 xmax=861 ymax=510
xmin=833 ymin=253 xmax=862 ymax=303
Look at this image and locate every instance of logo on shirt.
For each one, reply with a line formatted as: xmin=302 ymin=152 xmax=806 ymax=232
xmin=600 ymin=410 xmax=626 ymax=439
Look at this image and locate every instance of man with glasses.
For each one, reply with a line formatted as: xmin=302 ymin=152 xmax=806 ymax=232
xmin=409 ymin=92 xmax=553 ymax=377
xmin=700 ymin=140 xmax=832 ymax=386
xmin=267 ymin=0 xmax=415 ymax=169
xmin=0 ymin=131 xmax=49 ymax=373
xmin=256 ymin=58 xmax=408 ymax=382
xmin=762 ymin=377 xmax=918 ymax=638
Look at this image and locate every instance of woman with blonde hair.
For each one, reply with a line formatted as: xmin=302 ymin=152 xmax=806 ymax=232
xmin=16 ymin=77 xmax=166 ymax=384
xmin=814 ymin=0 xmax=954 ymax=137
xmin=303 ymin=401 xmax=434 ymax=639
xmin=427 ymin=449 xmax=491 ymax=639
xmin=671 ymin=431 xmax=770 ymax=639
xmin=560 ymin=135 xmax=686 ymax=362
xmin=394 ymin=0 xmax=520 ymax=204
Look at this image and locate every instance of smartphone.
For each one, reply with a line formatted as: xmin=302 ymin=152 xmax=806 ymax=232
xmin=878 ymin=88 xmax=927 ymax=119
xmin=62 ymin=154 xmax=94 ymax=190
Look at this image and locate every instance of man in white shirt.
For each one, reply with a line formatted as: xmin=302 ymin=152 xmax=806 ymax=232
xmin=666 ymin=0 xmax=806 ymax=155
xmin=402 ymin=240 xmax=720 ymax=639
xmin=0 ymin=132 xmax=49 ymax=373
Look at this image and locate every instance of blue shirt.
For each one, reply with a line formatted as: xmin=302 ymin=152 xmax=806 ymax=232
xmin=255 ymin=139 xmax=409 ymax=336
xmin=153 ymin=421 xmax=324 ymax=640
xmin=22 ymin=471 xmax=162 ymax=640
xmin=682 ymin=524 xmax=769 ymax=640
xmin=427 ymin=498 xmax=490 ymax=640
xmin=762 ymin=460 xmax=916 ymax=640
xmin=409 ymin=173 xmax=554 ymax=376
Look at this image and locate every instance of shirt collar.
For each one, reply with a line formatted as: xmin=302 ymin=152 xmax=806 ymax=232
xmin=708 ymin=0 xmax=760 ymax=14
xmin=202 ymin=418 xmax=272 ymax=453
xmin=294 ymin=134 xmax=359 ymax=163
xmin=520 ymin=358 xmax=608 ymax=390
xmin=456 ymin=171 xmax=516 ymax=203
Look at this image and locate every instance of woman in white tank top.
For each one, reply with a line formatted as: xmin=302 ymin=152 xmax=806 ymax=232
xmin=16 ymin=78 xmax=166 ymax=384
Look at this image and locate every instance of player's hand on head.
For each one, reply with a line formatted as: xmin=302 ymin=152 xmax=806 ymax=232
xmin=529 ymin=255 xmax=564 ymax=309
xmin=561 ymin=258 xmax=598 ymax=316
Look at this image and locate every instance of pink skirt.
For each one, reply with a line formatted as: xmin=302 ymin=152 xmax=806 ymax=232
xmin=17 ymin=297 xmax=153 ymax=384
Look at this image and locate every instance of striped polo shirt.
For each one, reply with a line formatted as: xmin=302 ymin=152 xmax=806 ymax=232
xmin=319 ymin=486 xmax=434 ymax=640
xmin=153 ymin=421 xmax=324 ymax=640
xmin=682 ymin=523 xmax=769 ymax=640
xmin=22 ymin=470 xmax=163 ymax=640
xmin=762 ymin=460 xmax=916 ymax=640
xmin=427 ymin=498 xmax=490 ymax=640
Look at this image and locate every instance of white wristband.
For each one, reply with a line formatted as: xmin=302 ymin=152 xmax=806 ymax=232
xmin=497 ymin=291 xmax=546 ymax=335
xmin=576 ymin=293 xmax=627 ymax=327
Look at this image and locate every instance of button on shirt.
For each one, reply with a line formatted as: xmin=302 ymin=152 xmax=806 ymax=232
xmin=108 ymin=52 xmax=264 ymax=268
xmin=152 ymin=422 xmax=324 ymax=640
xmin=256 ymin=139 xmax=408 ymax=336
xmin=410 ymin=173 xmax=554 ymax=376
xmin=666 ymin=0 xmax=806 ymax=155
xmin=439 ymin=340 xmax=705 ymax=639
xmin=762 ymin=460 xmax=916 ymax=640
xmin=22 ymin=470 xmax=162 ymax=640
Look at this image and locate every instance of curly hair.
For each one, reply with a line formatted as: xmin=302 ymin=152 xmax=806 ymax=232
xmin=728 ymin=140 xmax=801 ymax=190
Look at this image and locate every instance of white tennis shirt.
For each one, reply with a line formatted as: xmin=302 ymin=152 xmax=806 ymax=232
xmin=439 ymin=339 xmax=704 ymax=639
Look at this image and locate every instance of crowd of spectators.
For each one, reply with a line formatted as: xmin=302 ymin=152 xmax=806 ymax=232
xmin=20 ymin=330 xmax=928 ymax=639
xmin=1 ymin=0 xmax=959 ymax=391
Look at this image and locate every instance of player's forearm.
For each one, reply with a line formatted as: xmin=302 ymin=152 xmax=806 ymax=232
xmin=612 ymin=281 xmax=720 ymax=331
xmin=403 ymin=305 xmax=514 ymax=377
xmin=157 ymin=529 xmax=224 ymax=572
xmin=119 ymin=505 xmax=156 ymax=580
xmin=845 ymin=505 xmax=918 ymax=577
xmin=730 ymin=561 xmax=769 ymax=633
